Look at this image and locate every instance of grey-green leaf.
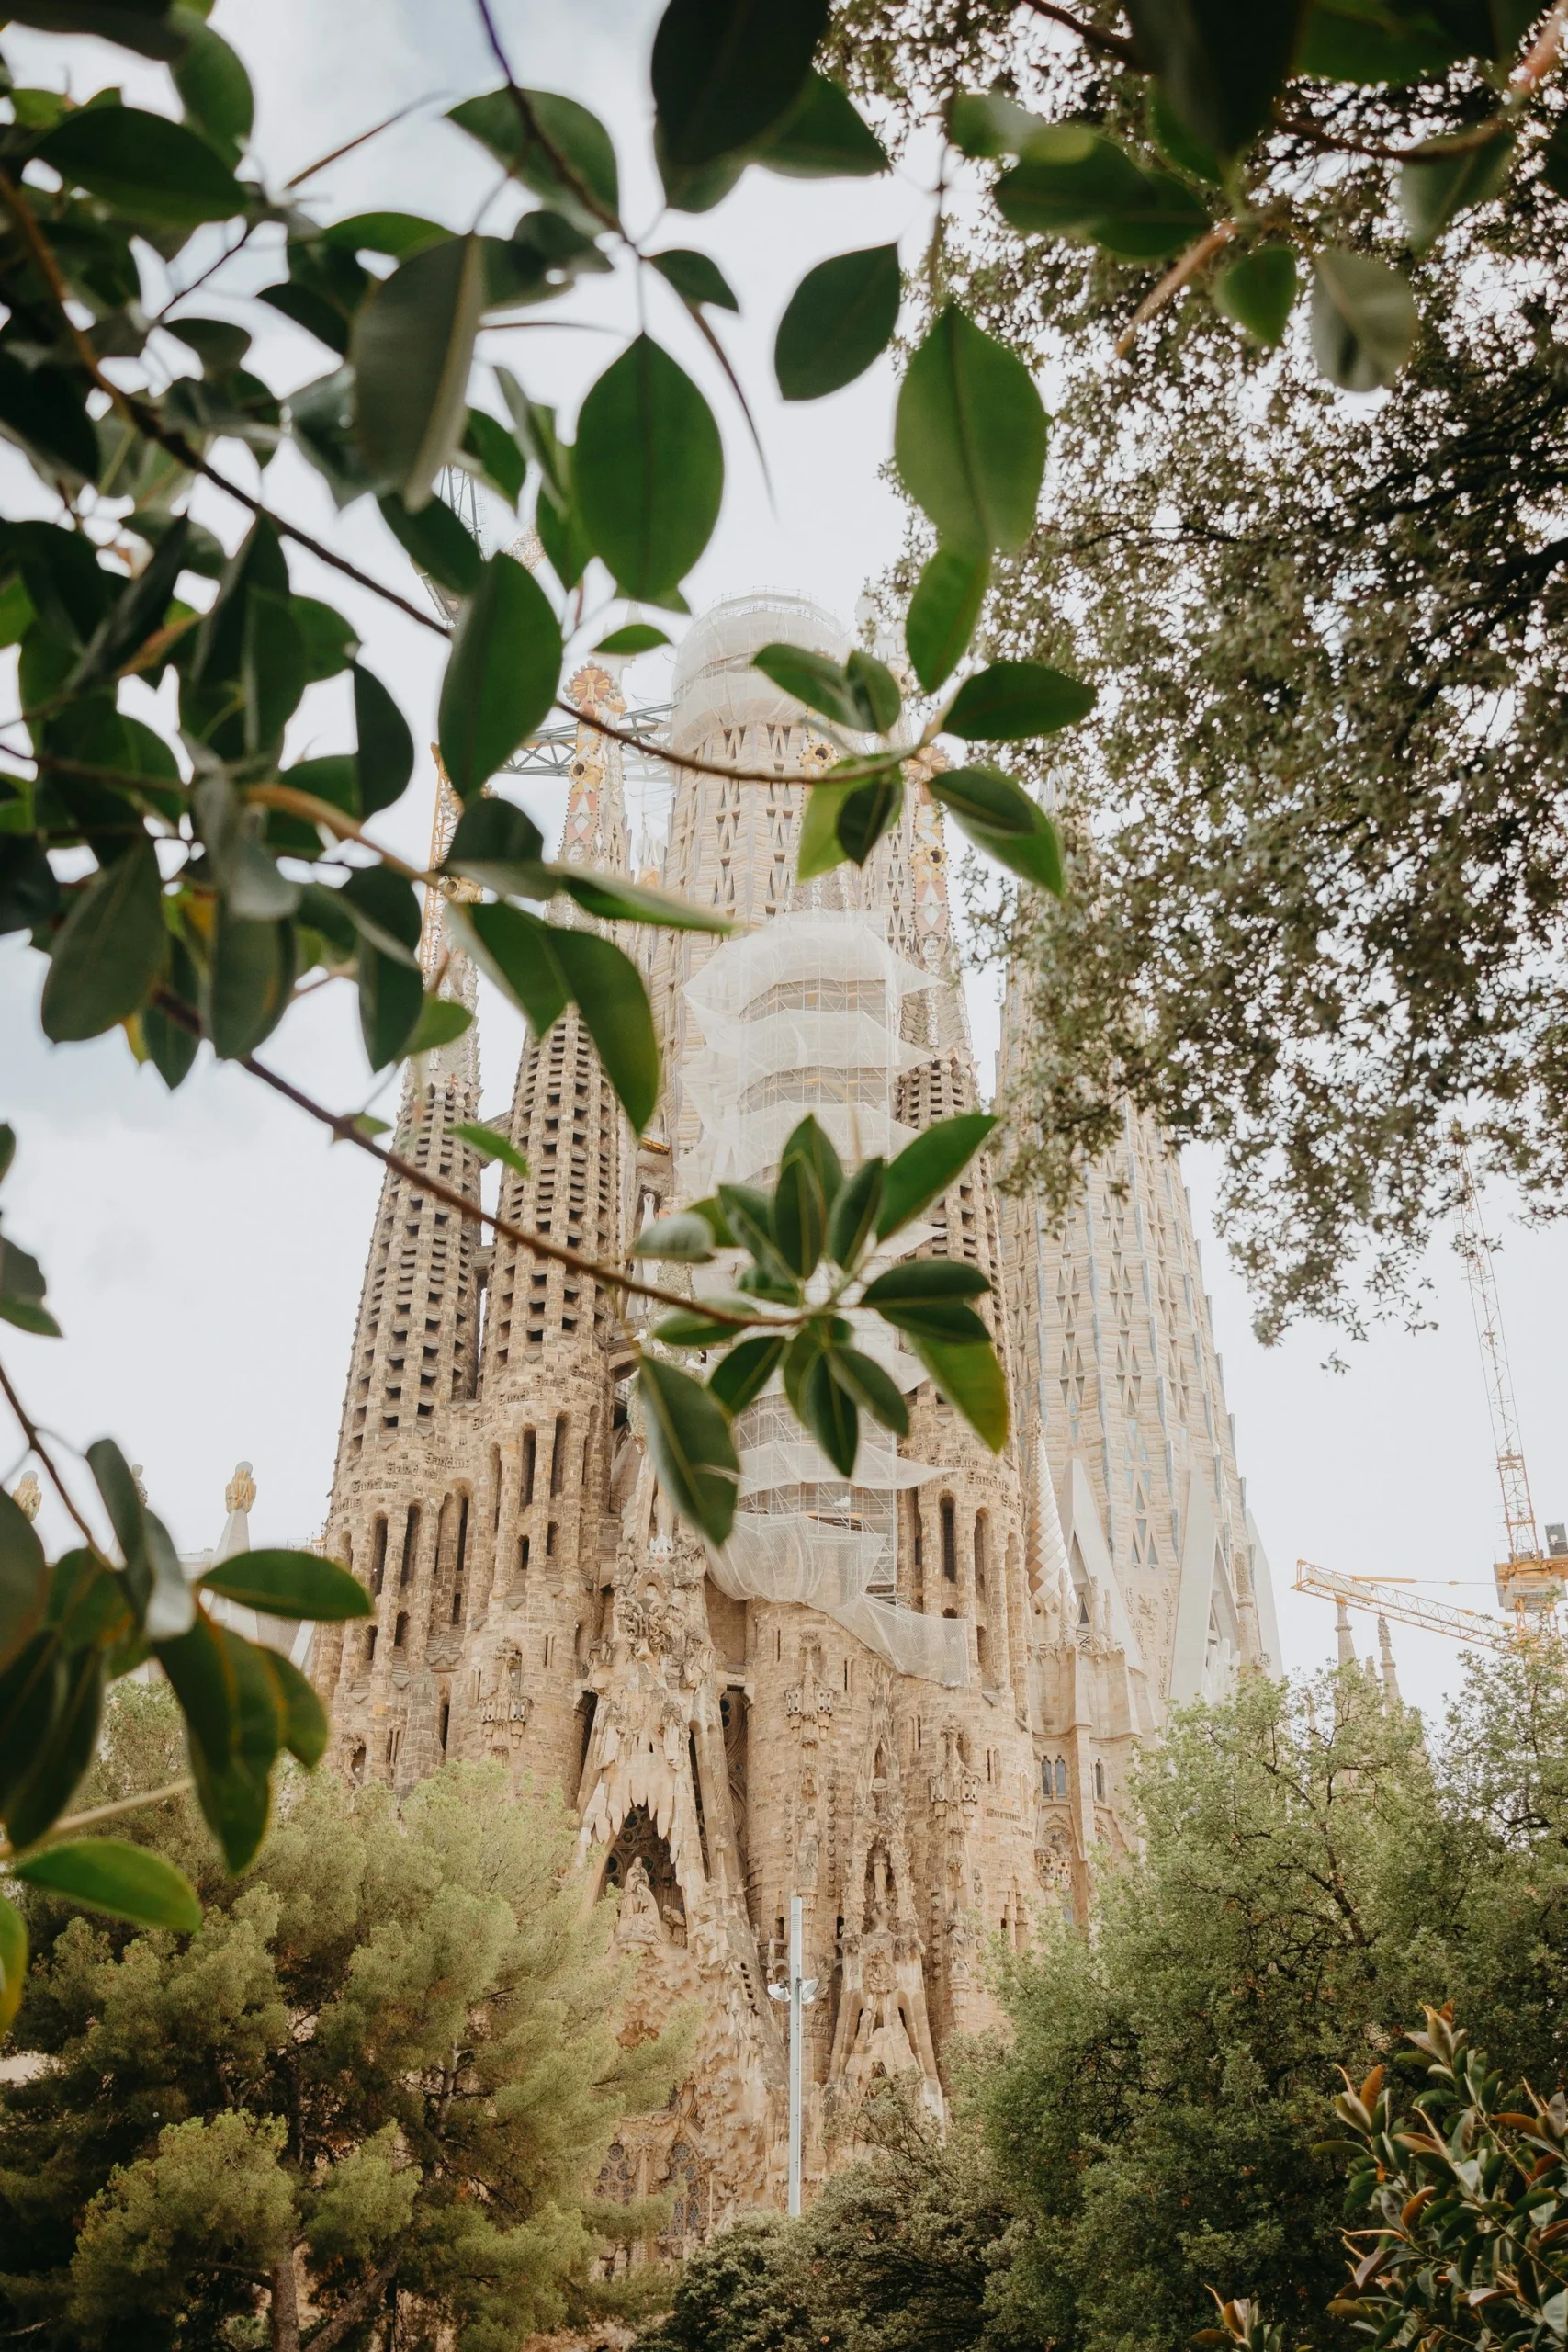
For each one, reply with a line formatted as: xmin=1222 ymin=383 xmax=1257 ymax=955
xmin=753 ymin=72 xmax=888 ymax=177
xmin=11 ymin=1837 xmax=201 ymax=1931
xmin=913 ymin=1335 xmax=1009 ymax=1452
xmin=895 ymin=306 xmax=1046 ymax=559
xmin=906 ymin=547 xmax=990 ymax=695
xmin=1310 ymin=251 xmax=1417 ymax=392
xmin=352 ymin=233 xmax=486 ymax=510
xmin=575 ymin=335 xmax=723 ymax=599
xmin=1213 ymin=244 xmax=1299 ymax=345
xmin=637 ymin=1356 xmax=739 ymax=1545
xmin=1399 ymin=130 xmax=1514 ymax=254
xmin=944 ymin=661 xmax=1094 ymax=741
xmin=774 ymin=244 xmax=901 ymax=401
xmin=37 ymin=102 xmax=245 ymax=226
xmin=200 ymin=1548 xmax=371 ymax=1620
xmin=652 ymin=0 xmax=829 ymax=170
xmin=928 ymin=764 xmax=1065 ymax=891
xmin=437 ymin=553 xmax=562 ymax=800
xmin=876 ymin=1111 xmax=997 ymax=1239
xmin=549 ymin=926 xmax=660 ymax=1133
xmin=649 ymin=248 xmax=739 ymax=311
xmin=39 ymin=840 xmax=166 ymax=1043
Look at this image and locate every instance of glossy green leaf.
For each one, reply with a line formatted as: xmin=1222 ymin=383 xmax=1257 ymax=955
xmin=11 ymin=1836 xmax=201 ymax=1930
xmin=1213 ymin=244 xmax=1299 ymax=345
xmin=1296 ymin=0 xmax=1463 ymax=83
xmin=708 ymin=1332 xmax=786 ymax=1416
xmin=828 ymin=1156 xmax=884 ymax=1269
xmin=754 ymin=72 xmax=888 ymax=177
xmin=153 ymin=1610 xmax=232 ymax=1777
xmin=992 ymin=127 xmax=1146 ymax=235
xmin=450 ymin=1121 xmax=529 ymax=1179
xmin=753 ymin=642 xmax=863 ymax=729
xmin=36 ymin=102 xmax=245 ymax=226
xmin=1400 ymin=131 xmax=1514 ymax=253
xmin=448 ymin=87 xmax=620 ymax=234
xmin=6 ymin=2 xmax=186 ymax=57
xmin=39 ymin=839 xmax=165 ymax=1044
xmin=774 ymin=243 xmax=901 ymax=401
xmin=339 ymin=864 xmax=421 ymax=965
xmin=944 ymin=660 xmax=1095 ymax=741
xmin=1090 ymin=169 xmax=1212 ymax=264
xmin=355 ymin=947 xmax=423 ymax=1071
xmin=914 ymin=1335 xmax=1010 ymax=1452
xmin=442 ymin=793 xmax=547 ymax=888
xmin=896 ymin=306 xmax=1046 ymax=560
xmin=846 ymin=650 xmax=900 ymax=732
xmin=803 ymin=1348 xmax=859 ymax=1476
xmin=553 ymin=867 xmax=735 ymax=932
xmin=534 ymin=480 xmax=594 ymax=594
xmin=378 ymin=492 xmax=483 ymax=597
xmin=594 ymin=621 xmax=673 ymax=653
xmin=948 ymin=90 xmax=1051 ymax=158
xmin=862 ymin=1258 xmax=991 ymax=1306
xmin=461 ymin=406 xmax=527 ymax=508
xmin=1148 ymin=85 xmax=1224 ymax=184
xmin=0 ymin=1634 xmax=64 ymax=1822
xmin=836 ymin=769 xmax=903 ymax=865
xmin=242 ymin=589 xmax=307 ymax=757
xmin=928 ymin=764 xmax=1065 ymax=891
xmin=6 ymin=1645 xmax=103 ymax=1850
xmin=0 ymin=354 xmax=98 ymax=487
xmin=655 ymin=1306 xmax=744 ymax=1347
xmin=637 ymin=1355 xmax=739 ymax=1545
xmin=773 ymin=1155 xmax=827 ymax=1279
xmin=1122 ymin=0 xmax=1304 ymax=155
xmin=200 ymin=1547 xmax=372 ymax=1621
xmin=293 ymin=597 xmax=359 ymax=682
xmin=576 ymin=335 xmax=723 ymax=599
xmin=0 ymin=1892 xmax=25 ymax=2035
xmin=795 ymin=775 xmax=857 ymax=882
xmin=718 ymin=1182 xmax=789 ymax=1275
xmin=648 ymin=248 xmax=739 ymax=311
xmin=188 ymin=1625 xmax=285 ymax=1871
xmin=652 ymin=0 xmax=828 ymax=169
xmin=0 ymin=1233 xmax=60 ymax=1340
xmin=66 ymin=517 xmax=191 ymax=694
xmin=206 ymin=912 xmax=295 ymax=1060
xmin=261 ymin=1647 xmax=327 ymax=1770
xmin=85 ymin=1435 xmax=192 ymax=1643
xmin=634 ymin=1210 xmax=716 ymax=1261
xmin=906 ymin=546 xmax=990 ymax=695
xmin=454 ymin=901 xmax=569 ymax=1035
xmin=1311 ymin=251 xmax=1418 ymax=391
xmin=352 ymin=663 xmax=415 ymax=818
xmin=550 ymin=926 xmax=660 ymax=1132
xmin=827 ymin=1343 xmax=909 ymax=1437
xmin=876 ymin=1111 xmax=997 ymax=1239
xmin=351 ymin=233 xmax=485 ymax=509
xmin=438 ymin=552 xmax=561 ymax=799
xmin=172 ymin=17 xmax=253 ymax=164
xmin=781 ymin=1113 xmax=843 ymax=1204
xmin=0 ymin=1490 xmax=47 ymax=1675
xmin=403 ymin=995 xmax=472 ymax=1056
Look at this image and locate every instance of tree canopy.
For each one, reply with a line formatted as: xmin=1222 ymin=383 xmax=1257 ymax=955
xmin=0 ymin=1686 xmax=685 ymax=2352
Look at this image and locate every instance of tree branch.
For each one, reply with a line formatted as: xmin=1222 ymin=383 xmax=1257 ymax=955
xmin=299 ymin=2258 xmax=398 ymax=2352
xmin=1115 ymin=220 xmax=1236 ymax=357
xmin=1013 ymin=0 xmax=1139 ymax=66
xmin=0 ymin=1353 xmax=102 ymax=1552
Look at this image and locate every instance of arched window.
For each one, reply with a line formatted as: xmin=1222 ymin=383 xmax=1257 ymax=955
xmin=1055 ymin=1755 xmax=1067 ymax=1799
xmin=370 ymin=1516 xmax=388 ymax=1596
xmin=976 ymin=1624 xmax=989 ymax=1677
xmin=348 ymin=1740 xmax=367 ymax=1785
xmin=399 ymin=1505 xmax=419 ymax=1589
xmin=1093 ymin=1758 xmax=1106 ymax=1800
xmin=974 ymin=1510 xmax=988 ymax=1592
xmin=520 ymin=1428 xmax=536 ymax=1507
xmin=940 ymin=1495 xmax=957 ymax=1582
xmin=365 ymin=1623 xmax=378 ymax=1668
xmin=393 ymin=1611 xmax=409 ymax=1649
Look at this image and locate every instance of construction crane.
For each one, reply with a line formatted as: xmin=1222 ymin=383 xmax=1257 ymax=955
xmin=1296 ymin=1131 xmax=1563 ymax=1656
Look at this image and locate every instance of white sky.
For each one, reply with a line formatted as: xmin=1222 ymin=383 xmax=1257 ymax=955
xmin=3 ymin=0 xmax=1563 ymax=1730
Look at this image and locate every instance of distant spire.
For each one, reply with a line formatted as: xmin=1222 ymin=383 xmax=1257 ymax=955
xmin=216 ymin=1461 xmax=254 ymax=1566
xmin=1377 ymin=1615 xmax=1402 ymax=1707
xmin=1335 ymin=1597 xmax=1356 ymax=1668
xmin=413 ymin=754 xmax=479 ymax=1091
xmin=10 ymin=1470 xmax=39 ymax=1521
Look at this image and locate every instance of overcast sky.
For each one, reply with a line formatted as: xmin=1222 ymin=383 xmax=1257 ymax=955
xmin=2 ymin=0 xmax=1562 ymax=1730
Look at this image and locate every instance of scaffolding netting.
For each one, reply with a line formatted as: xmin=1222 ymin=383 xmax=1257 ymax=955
xmin=677 ymin=910 xmax=971 ymax=1690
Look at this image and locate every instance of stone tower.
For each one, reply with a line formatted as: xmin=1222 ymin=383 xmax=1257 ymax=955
xmin=315 ymin=595 xmax=1277 ymax=2235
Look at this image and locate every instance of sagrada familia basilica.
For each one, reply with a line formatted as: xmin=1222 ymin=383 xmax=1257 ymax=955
xmin=305 ymin=593 xmax=1281 ymax=2245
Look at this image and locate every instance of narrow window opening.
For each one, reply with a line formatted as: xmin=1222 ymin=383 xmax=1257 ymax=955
xmin=439 ymin=1699 xmax=450 ymax=1752
xmin=549 ymin=1414 xmax=569 ymax=1496
xmin=400 ymin=1505 xmax=420 ymax=1589
xmin=520 ymin=1429 xmax=536 ymax=1508
xmin=940 ymin=1496 xmax=957 ymax=1582
xmin=370 ymin=1517 xmax=388 ymax=1596
xmin=394 ymin=1611 xmax=409 ymax=1649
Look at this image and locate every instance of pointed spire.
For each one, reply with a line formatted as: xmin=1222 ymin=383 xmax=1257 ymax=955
xmin=413 ymin=754 xmax=479 ymax=1092
xmin=558 ymin=662 xmax=630 ymax=876
xmin=216 ymin=1460 xmax=254 ymax=1566
xmin=1377 ymin=1615 xmax=1402 ymax=1707
xmin=1335 ymin=1597 xmax=1357 ymax=1668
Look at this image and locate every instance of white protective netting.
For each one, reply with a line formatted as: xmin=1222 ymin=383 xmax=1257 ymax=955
xmin=678 ymin=910 xmax=971 ymax=1690
xmin=668 ymin=594 xmax=851 ymax=754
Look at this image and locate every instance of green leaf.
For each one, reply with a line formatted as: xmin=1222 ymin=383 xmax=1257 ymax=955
xmin=753 ymin=72 xmax=888 ymax=177
xmin=827 ymin=1343 xmax=908 ymax=1437
xmin=260 ymin=1647 xmax=327 ymax=1769
xmin=188 ymin=1625 xmax=284 ymax=1870
xmin=708 ymin=1332 xmax=785 ymax=1415
xmin=85 ymin=1436 xmax=191 ymax=1643
xmin=576 ymin=335 xmax=724 ymax=599
xmin=378 ymin=491 xmax=483 ymax=598
xmin=6 ymin=1645 xmax=103 ymax=1851
xmin=634 ymin=1210 xmax=716 ymax=1262
xmin=928 ymin=764 xmax=1064 ymax=891
xmin=1148 ymin=85 xmax=1224 ymax=184
xmin=553 ymin=867 xmax=735 ymax=932
xmin=534 ymin=480 xmax=594 ymax=594
xmin=862 ymin=1258 xmax=991 ymax=1305
xmin=351 ymin=234 xmax=486 ymax=510
xmin=0 ymin=353 xmax=98 ymax=487
xmin=462 ymin=407 xmax=526 ymax=508
xmin=454 ymin=901 xmax=569 ymax=1035
xmin=450 ymin=1121 xmax=529 ymax=1179
xmin=773 ymin=1155 xmax=828 ymax=1279
xmin=0 ymin=1490 xmax=47 ymax=1675
xmin=803 ymin=1348 xmax=859 ymax=1476
xmin=795 ymin=775 xmax=856 ymax=882
xmin=1311 ymin=251 xmax=1417 ymax=391
xmin=0 ymin=1891 xmax=26 ymax=2035
xmin=836 ymin=769 xmax=904 ymax=865
xmin=828 ymin=1157 xmax=884 ymax=1269
xmin=1296 ymin=0 xmax=1463 ymax=83
xmin=319 ymin=210 xmax=447 ymax=260
xmin=718 ymin=1182 xmax=794 ymax=1281
xmin=0 ymin=1234 xmax=60 ymax=1340
xmin=655 ymin=1306 xmax=743 ymax=1347
xmin=39 ymin=839 xmax=165 ymax=1043
xmin=944 ymin=660 xmax=1094 ymax=741
xmin=1089 ymin=169 xmax=1212 ymax=264
xmin=652 ymin=0 xmax=829 ymax=169
xmin=594 ymin=621 xmax=673 ymax=653
xmin=1122 ymin=0 xmax=1305 ymax=156
xmin=201 ymin=1547 xmax=371 ymax=1621
xmin=443 ymin=793 xmax=546 ymax=887
xmin=242 ymin=590 xmax=307 ymax=758
xmin=992 ymin=128 xmax=1146 ymax=236
xmin=896 ymin=306 xmax=1046 ymax=560
xmin=352 ymin=664 xmax=415 ymax=818
xmin=172 ymin=17 xmax=254 ymax=164
xmin=404 ymin=996 xmax=472 ymax=1056
xmin=447 ymin=87 xmax=620 ymax=234
xmin=438 ymin=552 xmax=562 ymax=799
xmin=339 ymin=865 xmax=421 ymax=965
xmin=550 ymin=926 xmax=660 ymax=1132
xmin=355 ymin=947 xmax=423 ymax=1071
xmin=753 ymin=642 xmax=863 ymax=729
xmin=906 ymin=547 xmax=990 ymax=695
xmin=66 ymin=517 xmax=191 ymax=694
xmin=1399 ymin=131 xmax=1514 ymax=254
xmin=782 ymin=1113 xmax=843 ymax=1204
xmin=637 ymin=1355 xmax=739 ymax=1544
xmin=774 ymin=244 xmax=901 ymax=401
xmin=153 ymin=1611 xmax=232 ymax=1780
xmin=648 ymin=248 xmax=738 ymax=311
xmin=845 ymin=650 xmax=900 ymax=733
xmin=36 ymin=103 xmax=245 ymax=227
xmin=949 ymin=90 xmax=1053 ymax=158
xmin=1213 ymin=244 xmax=1299 ymax=345
xmin=292 ymin=597 xmax=359 ymax=683
xmin=913 ymin=1335 xmax=1009 ymax=1452
xmin=6 ymin=1 xmax=186 ymax=58
xmin=206 ymin=911 xmax=295 ymax=1060
xmin=876 ymin=1111 xmax=997 ymax=1239
xmin=11 ymin=1836 xmax=200 ymax=1930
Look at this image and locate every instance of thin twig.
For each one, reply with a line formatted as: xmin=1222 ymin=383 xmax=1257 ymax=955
xmin=245 ymin=783 xmax=430 ymax=879
xmin=0 ymin=1355 xmax=102 ymax=1552
xmin=1014 ymin=0 xmax=1139 ymax=66
xmin=282 ymin=95 xmax=434 ymax=192
xmin=13 ymin=1777 xmax=195 ymax=1849
xmin=235 ymin=1046 xmax=759 ymax=1324
xmin=1115 ymin=220 xmax=1237 ymax=357
xmin=554 ymin=697 xmax=929 ymax=787
xmin=472 ymin=0 xmax=625 ymax=238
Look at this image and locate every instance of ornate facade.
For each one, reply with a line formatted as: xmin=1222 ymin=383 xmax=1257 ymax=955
xmin=311 ymin=594 xmax=1278 ymax=2229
